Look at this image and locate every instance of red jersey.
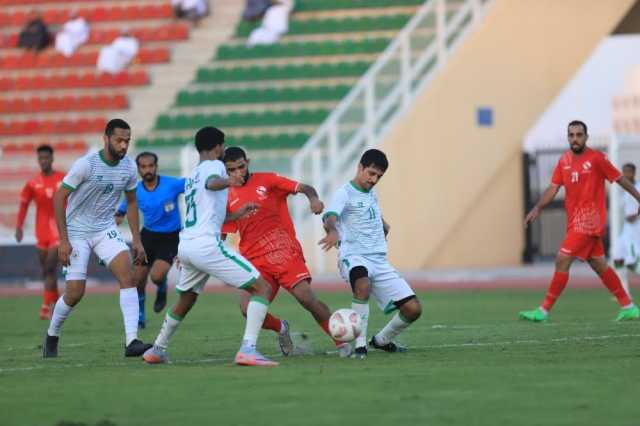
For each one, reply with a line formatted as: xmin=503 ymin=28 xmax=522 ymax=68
xmin=551 ymin=148 xmax=621 ymax=236
xmin=16 ymin=171 xmax=65 ymax=241
xmin=222 ymin=172 xmax=302 ymax=263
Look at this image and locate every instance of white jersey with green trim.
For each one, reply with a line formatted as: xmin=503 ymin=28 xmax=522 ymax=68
xmin=180 ymin=159 xmax=228 ymax=240
xmin=325 ymin=181 xmax=387 ymax=257
xmin=63 ymin=150 xmax=137 ymax=239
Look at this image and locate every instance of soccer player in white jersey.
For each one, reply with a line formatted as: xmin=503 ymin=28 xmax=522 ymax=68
xmin=143 ymin=127 xmax=278 ymax=367
xmin=319 ymin=149 xmax=422 ymax=359
xmin=613 ymin=163 xmax=640 ymax=294
xmin=43 ymin=119 xmax=151 ymax=358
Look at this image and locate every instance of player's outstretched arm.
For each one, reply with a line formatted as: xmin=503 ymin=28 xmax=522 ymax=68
xmin=319 ymin=214 xmax=339 ymax=251
xmin=524 ymin=184 xmax=560 ymax=228
xmin=296 ymin=183 xmax=324 ymax=215
xmin=225 ymin=203 xmax=259 ymax=222
xmin=54 ymin=186 xmax=73 ymax=266
xmin=124 ymin=190 xmax=146 ymax=265
xmin=617 ymin=176 xmax=640 ymax=216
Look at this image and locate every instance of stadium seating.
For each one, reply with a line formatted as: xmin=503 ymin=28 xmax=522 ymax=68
xmin=137 ymin=133 xmax=310 ymax=150
xmin=175 ymin=85 xmax=350 ymax=106
xmin=216 ymin=38 xmax=391 ymax=61
xmin=155 ymin=109 xmax=330 ymax=130
xmin=0 ymin=4 xmax=173 ymax=27
xmin=140 ymin=0 xmax=423 ymax=150
xmin=0 ymin=117 xmax=107 ymax=136
xmin=195 ymin=61 xmax=371 ymax=83
xmin=0 ymin=70 xmax=148 ymax=91
xmin=0 ymin=24 xmax=189 ymax=49
xmin=0 ymin=48 xmax=170 ymax=70
xmin=235 ymin=15 xmax=412 ymax=38
xmin=0 ymin=95 xmax=128 ymax=114
xmin=1 ymin=140 xmax=87 ymax=154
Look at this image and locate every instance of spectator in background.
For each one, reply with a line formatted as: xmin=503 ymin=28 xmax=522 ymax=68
xmin=18 ymin=11 xmax=52 ymax=52
xmin=242 ymin=0 xmax=272 ymax=21
xmin=172 ymin=0 xmax=209 ymax=24
xmin=54 ymin=10 xmax=90 ymax=58
xmin=247 ymin=0 xmax=294 ymax=47
xmin=96 ymin=29 xmax=139 ymax=75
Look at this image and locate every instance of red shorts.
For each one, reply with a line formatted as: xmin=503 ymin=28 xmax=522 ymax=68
xmin=559 ymin=231 xmax=604 ymax=261
xmin=36 ymin=234 xmax=60 ymax=250
xmin=250 ymin=254 xmax=311 ymax=302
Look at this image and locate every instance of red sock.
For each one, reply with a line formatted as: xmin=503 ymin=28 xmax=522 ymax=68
xmin=262 ymin=313 xmax=282 ymax=333
xmin=600 ymin=267 xmax=632 ymax=307
xmin=320 ymin=319 xmax=342 ymax=346
xmin=541 ymin=271 xmax=569 ymax=312
xmin=43 ymin=290 xmax=59 ymax=306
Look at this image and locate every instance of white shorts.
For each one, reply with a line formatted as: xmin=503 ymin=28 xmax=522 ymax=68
xmin=65 ymin=227 xmax=130 ymax=281
xmin=338 ymin=254 xmax=415 ymax=314
xmin=176 ymin=236 xmax=260 ymax=294
xmin=613 ymin=230 xmax=640 ymax=266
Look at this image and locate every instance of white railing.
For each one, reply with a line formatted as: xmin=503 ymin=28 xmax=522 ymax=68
xmin=291 ymin=0 xmax=493 ymax=272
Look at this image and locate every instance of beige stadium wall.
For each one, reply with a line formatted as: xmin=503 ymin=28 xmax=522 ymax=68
xmin=376 ymin=0 xmax=636 ymax=268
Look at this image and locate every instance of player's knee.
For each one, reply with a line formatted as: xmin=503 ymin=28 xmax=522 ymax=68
xmin=350 ymin=267 xmax=370 ymax=300
xmin=64 ymin=289 xmax=84 ymax=306
xmin=554 ymin=254 xmax=572 ymax=272
xmin=399 ymin=296 xmax=421 ymax=322
xmin=150 ymin=271 xmax=166 ymax=284
xmin=252 ymin=277 xmax=272 ymax=300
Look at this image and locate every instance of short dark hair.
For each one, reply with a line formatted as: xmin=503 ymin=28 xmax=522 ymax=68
xmin=36 ymin=144 xmax=53 ymax=155
xmin=360 ymin=149 xmax=388 ymax=172
xmin=568 ymin=120 xmax=588 ymax=135
xmin=223 ymin=146 xmax=247 ymax=163
xmin=623 ymin=163 xmax=636 ymax=173
xmin=195 ymin=126 xmax=225 ymax=152
xmin=105 ymin=118 xmax=131 ymax=137
xmin=135 ymin=151 xmax=158 ymax=166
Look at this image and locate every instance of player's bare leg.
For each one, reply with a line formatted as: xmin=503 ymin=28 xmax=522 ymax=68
xmin=149 ymin=259 xmax=171 ymax=313
xmin=520 ymin=253 xmax=574 ymax=322
xmin=43 ymin=279 xmax=86 ymax=358
xmin=371 ymin=296 xmax=422 ymax=353
xmin=235 ymin=278 xmax=278 ymax=366
xmin=133 ymin=264 xmax=150 ymax=328
xmin=289 ymin=280 xmax=346 ymax=352
xmin=587 ymin=256 xmax=639 ymax=321
xmin=38 ymin=247 xmax=59 ymax=320
xmin=143 ymin=290 xmax=198 ymax=364
xmin=109 ymin=250 xmax=152 ymax=356
xmin=351 ymin=274 xmax=371 ymax=359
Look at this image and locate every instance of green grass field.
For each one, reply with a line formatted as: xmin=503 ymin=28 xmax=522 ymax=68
xmin=1 ymin=288 xmax=639 ymax=426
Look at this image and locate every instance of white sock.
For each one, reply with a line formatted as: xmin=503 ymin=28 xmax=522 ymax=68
xmin=352 ymin=299 xmax=369 ymax=349
xmin=154 ymin=312 xmax=183 ymax=349
xmin=48 ymin=296 xmax=73 ymax=337
xmin=374 ymin=313 xmax=412 ymax=345
xmin=120 ymin=288 xmax=139 ymax=346
xmin=242 ymin=296 xmax=269 ymax=349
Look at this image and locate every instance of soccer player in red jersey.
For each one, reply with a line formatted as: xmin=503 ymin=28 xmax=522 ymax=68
xmin=520 ymin=120 xmax=640 ymax=322
xmin=222 ymin=147 xmax=349 ymax=356
xmin=15 ymin=145 xmax=65 ymax=320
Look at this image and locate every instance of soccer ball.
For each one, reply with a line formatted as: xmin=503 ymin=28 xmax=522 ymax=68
xmin=329 ymin=308 xmax=362 ymax=342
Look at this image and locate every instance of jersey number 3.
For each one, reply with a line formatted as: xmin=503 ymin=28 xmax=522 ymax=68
xmin=185 ymin=189 xmax=197 ymax=227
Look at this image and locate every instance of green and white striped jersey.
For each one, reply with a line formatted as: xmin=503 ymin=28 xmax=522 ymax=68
xmin=180 ymin=159 xmax=228 ymax=240
xmin=324 ymin=181 xmax=387 ymax=257
xmin=62 ymin=150 xmax=137 ymax=238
